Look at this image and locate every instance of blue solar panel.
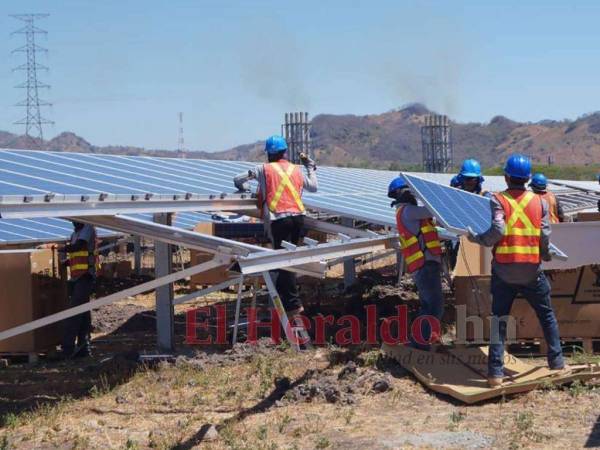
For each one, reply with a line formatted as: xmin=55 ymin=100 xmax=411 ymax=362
xmin=402 ymin=173 xmax=493 ymax=234
xmin=402 ymin=173 xmax=568 ymax=259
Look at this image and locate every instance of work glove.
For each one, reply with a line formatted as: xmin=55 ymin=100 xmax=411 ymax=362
xmin=300 ymin=152 xmax=316 ymax=170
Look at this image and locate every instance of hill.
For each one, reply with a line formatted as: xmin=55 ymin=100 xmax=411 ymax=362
xmin=2 ymin=105 xmax=600 ymax=172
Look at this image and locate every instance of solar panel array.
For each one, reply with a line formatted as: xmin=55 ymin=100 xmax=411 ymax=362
xmin=0 ymin=149 xmax=596 ymax=246
xmin=0 ymin=212 xmax=212 ymax=245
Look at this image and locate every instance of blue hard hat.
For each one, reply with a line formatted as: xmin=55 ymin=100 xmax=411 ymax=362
xmin=459 ymin=159 xmax=482 ymax=178
xmin=388 ymin=176 xmax=408 ymax=197
xmin=529 ymin=172 xmax=547 ymax=190
xmin=264 ymin=135 xmax=288 ymax=154
xmin=504 ymin=153 xmax=532 ymax=180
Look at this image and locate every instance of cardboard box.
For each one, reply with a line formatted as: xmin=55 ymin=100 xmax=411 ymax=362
xmin=0 ymin=249 xmax=67 ymax=353
xmin=455 ymin=267 xmax=600 ymax=342
xmin=115 ymin=260 xmax=132 ymax=279
xmin=577 ymin=212 xmax=600 ymax=222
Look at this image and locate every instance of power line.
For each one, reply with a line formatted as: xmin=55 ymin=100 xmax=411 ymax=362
xmin=11 ymin=13 xmax=54 ymax=145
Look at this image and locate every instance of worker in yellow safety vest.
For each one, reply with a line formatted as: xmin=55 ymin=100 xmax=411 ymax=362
xmin=467 ymin=154 xmax=565 ymax=387
xmin=233 ymin=135 xmax=318 ymax=316
xmin=388 ymin=176 xmax=444 ymax=349
xmin=529 ymin=173 xmax=564 ymax=223
xmin=60 ymin=221 xmax=98 ymax=359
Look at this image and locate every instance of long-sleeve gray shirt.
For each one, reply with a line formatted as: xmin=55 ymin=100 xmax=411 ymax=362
xmin=233 ymin=160 xmax=318 ymax=237
xmin=470 ymin=184 xmax=551 ymax=285
xmin=396 ymin=203 xmax=442 ymax=265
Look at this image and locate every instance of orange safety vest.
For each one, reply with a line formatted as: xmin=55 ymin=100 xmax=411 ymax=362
xmin=68 ymin=248 xmax=98 ymax=279
xmin=538 ymin=191 xmax=559 ymax=223
xmin=493 ymin=190 xmax=542 ymax=264
xmin=260 ymin=160 xmax=305 ymax=214
xmin=395 ymin=206 xmax=442 ymax=273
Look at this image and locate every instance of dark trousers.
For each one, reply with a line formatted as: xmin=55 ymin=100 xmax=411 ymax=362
xmin=62 ymin=274 xmax=94 ymax=353
xmin=411 ymin=261 xmax=444 ymax=349
xmin=270 ymin=215 xmax=304 ymax=312
xmin=488 ymin=271 xmax=564 ymax=377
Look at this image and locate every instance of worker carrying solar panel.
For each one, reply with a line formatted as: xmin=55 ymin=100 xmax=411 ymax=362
xmin=58 ymin=221 xmax=98 ymax=359
xmin=233 ymin=135 xmax=318 ymax=317
xmin=388 ymin=176 xmax=444 ymax=350
xmin=529 ymin=173 xmax=564 ymax=223
xmin=451 ymin=159 xmax=492 ymax=197
xmin=466 ymin=154 xmax=566 ymax=387
xmin=447 ymin=159 xmax=492 ymax=270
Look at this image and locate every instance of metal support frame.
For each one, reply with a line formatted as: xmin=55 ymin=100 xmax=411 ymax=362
xmin=133 ymin=235 xmax=142 ymax=275
xmin=74 ymin=215 xmax=325 ymax=278
xmin=341 ymin=217 xmax=356 ymax=289
xmin=232 ymin=277 xmax=244 ymax=345
xmin=0 ymin=193 xmax=257 ymax=219
xmin=0 ymin=257 xmax=229 ymax=342
xmin=154 ymin=213 xmax=174 ymax=352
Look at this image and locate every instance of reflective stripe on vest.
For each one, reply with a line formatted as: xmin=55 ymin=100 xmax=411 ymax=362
xmin=493 ymin=190 xmax=542 ymax=264
xmin=539 ymin=191 xmax=559 ymax=223
xmin=395 ymin=206 xmax=442 ymax=273
xmin=68 ymin=249 xmax=94 ymax=278
xmin=264 ymin=161 xmax=305 ymax=214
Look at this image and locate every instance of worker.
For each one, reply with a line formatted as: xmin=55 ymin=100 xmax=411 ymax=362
xmin=61 ymin=221 xmax=97 ymax=358
xmin=233 ymin=135 xmax=317 ymax=317
xmin=453 ymin=158 xmax=490 ymax=197
xmin=529 ymin=173 xmax=564 ymax=223
xmin=389 ymin=176 xmax=444 ymax=349
xmin=447 ymin=159 xmax=491 ymax=270
xmin=467 ymin=154 xmax=565 ymax=387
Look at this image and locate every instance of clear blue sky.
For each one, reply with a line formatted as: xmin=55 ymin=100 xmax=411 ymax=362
xmin=1 ymin=0 xmax=600 ymax=152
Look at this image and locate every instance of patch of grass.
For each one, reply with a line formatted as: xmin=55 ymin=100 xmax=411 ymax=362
xmin=0 ymin=435 xmax=9 ymax=450
xmin=515 ymin=411 xmax=534 ymax=433
xmin=567 ymin=379 xmax=590 ymax=397
xmin=315 ymin=436 xmax=331 ymax=449
xmin=447 ymin=410 xmax=465 ymax=431
xmin=571 ymin=347 xmax=600 ymax=365
xmin=89 ymin=373 xmax=111 ymax=398
xmin=124 ymin=438 xmax=139 ymax=450
xmin=0 ymin=413 xmax=19 ymax=428
xmin=343 ymin=408 xmax=355 ymax=425
xmin=359 ymin=349 xmax=381 ymax=368
xmin=277 ymin=414 xmax=292 ymax=433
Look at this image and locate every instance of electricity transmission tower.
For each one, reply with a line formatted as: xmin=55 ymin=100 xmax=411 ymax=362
xmin=11 ymin=14 xmax=53 ymax=144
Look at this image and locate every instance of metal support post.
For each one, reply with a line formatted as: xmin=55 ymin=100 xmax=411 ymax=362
xmin=133 ymin=235 xmax=142 ymax=276
xmin=154 ymin=213 xmax=174 ymax=352
xmin=232 ymin=277 xmax=245 ymax=345
xmin=396 ymin=250 xmax=404 ymax=287
xmin=341 ymin=217 xmax=356 ymax=289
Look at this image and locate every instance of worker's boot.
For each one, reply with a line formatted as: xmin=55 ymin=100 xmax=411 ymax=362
xmin=487 ymin=376 xmax=503 ymax=388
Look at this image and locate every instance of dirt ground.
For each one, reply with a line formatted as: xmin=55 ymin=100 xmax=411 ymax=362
xmin=0 ymin=266 xmax=599 ymax=450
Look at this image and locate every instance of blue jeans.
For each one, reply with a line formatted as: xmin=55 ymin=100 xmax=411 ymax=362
xmin=488 ymin=271 xmax=564 ymax=377
xmin=412 ymin=261 xmax=444 ymax=349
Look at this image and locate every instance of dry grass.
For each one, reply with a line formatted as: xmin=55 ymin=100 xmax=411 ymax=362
xmin=1 ymin=345 xmax=599 ymax=449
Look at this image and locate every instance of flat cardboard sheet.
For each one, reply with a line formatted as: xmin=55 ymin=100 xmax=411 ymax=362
xmin=382 ymin=344 xmax=600 ymax=404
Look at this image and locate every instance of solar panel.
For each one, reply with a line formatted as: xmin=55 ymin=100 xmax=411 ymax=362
xmin=402 ymin=173 xmax=568 ymax=260
xmin=0 ymin=212 xmax=213 ymax=245
xmin=0 ymin=149 xmax=591 ymax=248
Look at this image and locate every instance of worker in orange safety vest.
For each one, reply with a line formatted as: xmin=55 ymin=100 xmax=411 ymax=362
xmin=233 ymin=135 xmax=318 ymax=316
xmin=529 ymin=173 xmax=564 ymax=223
xmin=467 ymin=154 xmax=565 ymax=387
xmin=388 ymin=176 xmax=444 ymax=350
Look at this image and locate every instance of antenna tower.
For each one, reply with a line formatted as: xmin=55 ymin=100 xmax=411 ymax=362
xmin=11 ymin=14 xmax=53 ymax=144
